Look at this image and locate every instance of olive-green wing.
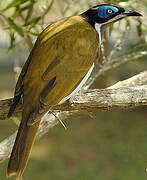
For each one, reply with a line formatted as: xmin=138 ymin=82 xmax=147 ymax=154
xmin=22 ymin=16 xmax=99 ymax=124
xmin=10 ymin=16 xmax=99 ymax=122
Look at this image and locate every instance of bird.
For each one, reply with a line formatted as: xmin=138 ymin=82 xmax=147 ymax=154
xmin=7 ymin=4 xmax=142 ymax=180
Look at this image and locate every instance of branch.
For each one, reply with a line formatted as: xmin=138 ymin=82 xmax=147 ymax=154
xmin=108 ymin=71 xmax=147 ymax=89
xmin=0 ymin=71 xmax=147 ymax=162
xmin=1 ymin=71 xmax=147 ymax=120
xmin=85 ymin=51 xmax=147 ymax=88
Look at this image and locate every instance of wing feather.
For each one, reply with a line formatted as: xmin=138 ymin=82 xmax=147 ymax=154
xmin=9 ymin=16 xmax=99 ymax=120
xmin=23 ymin=16 xmax=99 ymax=108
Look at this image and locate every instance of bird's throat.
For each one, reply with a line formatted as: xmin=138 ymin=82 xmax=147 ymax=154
xmin=94 ymin=23 xmax=102 ymax=45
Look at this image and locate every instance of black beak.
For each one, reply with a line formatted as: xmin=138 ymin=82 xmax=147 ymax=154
xmin=123 ymin=10 xmax=142 ymax=17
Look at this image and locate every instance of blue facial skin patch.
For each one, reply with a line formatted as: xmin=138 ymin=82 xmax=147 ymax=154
xmin=97 ymin=5 xmax=119 ymax=19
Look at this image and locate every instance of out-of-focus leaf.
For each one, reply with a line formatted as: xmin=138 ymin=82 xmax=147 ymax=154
xmin=8 ymin=18 xmax=24 ymax=37
xmin=25 ymin=0 xmax=36 ymax=24
xmin=19 ymin=4 xmax=31 ymax=12
xmin=25 ymin=16 xmax=41 ymax=27
xmin=12 ymin=1 xmax=35 ymax=20
xmin=8 ymin=28 xmax=16 ymax=51
xmin=11 ymin=7 xmax=20 ymax=19
xmin=42 ymin=0 xmax=54 ymax=17
xmin=2 ymin=0 xmax=28 ymax=12
xmin=30 ymin=31 xmax=39 ymax=36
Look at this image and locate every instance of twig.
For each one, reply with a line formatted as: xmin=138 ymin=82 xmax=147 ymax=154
xmin=86 ymin=51 xmax=147 ymax=88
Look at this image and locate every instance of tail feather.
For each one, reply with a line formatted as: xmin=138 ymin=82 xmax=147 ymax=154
xmin=7 ymin=111 xmax=41 ymax=180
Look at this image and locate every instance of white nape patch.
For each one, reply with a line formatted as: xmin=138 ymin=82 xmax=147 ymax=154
xmin=95 ymin=23 xmax=102 ymax=45
xmin=59 ymin=63 xmax=94 ymax=104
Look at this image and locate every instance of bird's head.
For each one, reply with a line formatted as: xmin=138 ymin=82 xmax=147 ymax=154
xmin=81 ymin=4 xmax=142 ymax=27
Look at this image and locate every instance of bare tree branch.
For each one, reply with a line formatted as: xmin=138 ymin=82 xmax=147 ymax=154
xmin=108 ymin=71 xmax=147 ymax=89
xmin=0 ymin=71 xmax=147 ymax=163
xmin=86 ymin=51 xmax=147 ymax=88
xmin=1 ymin=71 xmax=147 ymax=121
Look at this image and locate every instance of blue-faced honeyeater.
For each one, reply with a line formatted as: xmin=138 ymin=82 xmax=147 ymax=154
xmin=7 ymin=4 xmax=142 ymax=180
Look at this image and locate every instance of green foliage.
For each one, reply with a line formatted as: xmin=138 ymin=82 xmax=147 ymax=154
xmin=0 ymin=0 xmax=54 ymax=50
xmin=7 ymin=17 xmax=24 ymax=36
xmin=25 ymin=16 xmax=41 ymax=27
xmin=2 ymin=0 xmax=27 ymax=12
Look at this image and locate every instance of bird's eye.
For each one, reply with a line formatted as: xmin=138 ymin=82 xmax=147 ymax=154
xmin=97 ymin=6 xmax=118 ymax=19
xmin=107 ymin=9 xmax=113 ymax=14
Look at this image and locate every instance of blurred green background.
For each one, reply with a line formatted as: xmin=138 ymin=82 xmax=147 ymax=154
xmin=0 ymin=0 xmax=147 ymax=179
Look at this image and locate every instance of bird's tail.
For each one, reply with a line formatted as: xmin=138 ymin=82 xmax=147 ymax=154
xmin=7 ymin=109 xmax=41 ymax=180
